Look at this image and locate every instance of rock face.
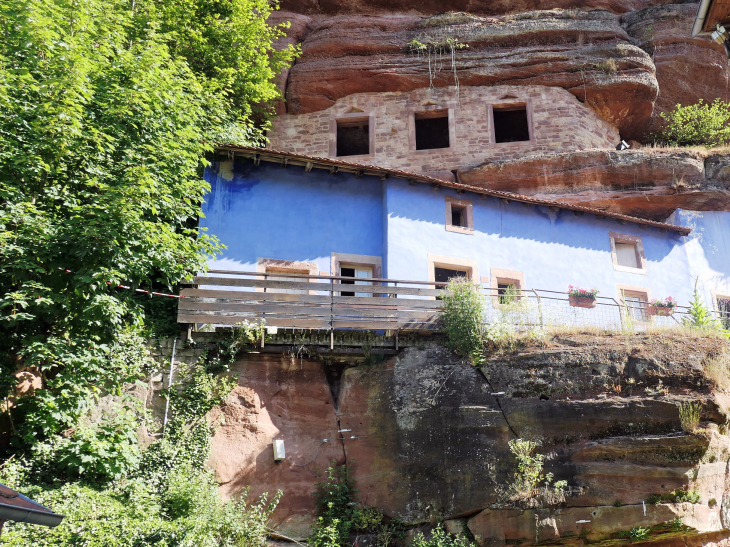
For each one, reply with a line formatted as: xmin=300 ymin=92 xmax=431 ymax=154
xmin=171 ymin=332 xmax=730 ymax=544
xmin=621 ymin=3 xmax=730 ymax=137
xmin=283 ymin=10 xmax=657 ymax=138
xmin=457 ymin=149 xmax=730 ymax=220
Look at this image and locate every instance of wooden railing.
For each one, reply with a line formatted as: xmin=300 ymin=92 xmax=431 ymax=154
xmin=178 ymin=271 xmax=446 ymax=331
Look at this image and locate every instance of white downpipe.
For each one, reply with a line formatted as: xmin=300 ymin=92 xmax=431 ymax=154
xmin=692 ymin=0 xmax=713 ymax=36
xmin=162 ymin=338 xmax=177 ymax=434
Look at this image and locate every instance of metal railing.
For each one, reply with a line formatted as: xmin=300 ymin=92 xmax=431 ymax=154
xmin=179 ymin=270 xmax=715 ymax=333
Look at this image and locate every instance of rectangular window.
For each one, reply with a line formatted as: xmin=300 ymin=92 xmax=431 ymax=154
xmin=622 ymin=290 xmax=648 ymax=322
xmin=434 ymin=267 xmax=469 ymax=284
xmin=610 ymin=232 xmax=647 ymax=274
xmin=415 ymin=110 xmax=450 ymax=150
xmin=490 ymin=268 xmax=525 ymax=307
xmin=492 ymin=105 xmax=530 ymax=143
xmin=717 ymin=296 xmax=730 ymax=329
xmin=339 ymin=265 xmax=373 ymax=297
xmin=336 ymin=118 xmax=370 ymax=156
xmin=498 ymin=283 xmax=518 ymax=305
xmin=445 ymin=197 xmax=474 ymax=234
xmin=615 ymin=242 xmax=640 ymax=268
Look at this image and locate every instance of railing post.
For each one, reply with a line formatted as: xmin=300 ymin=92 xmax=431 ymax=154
xmin=532 ymin=289 xmax=543 ymax=327
xmin=330 ymin=275 xmax=334 ymax=350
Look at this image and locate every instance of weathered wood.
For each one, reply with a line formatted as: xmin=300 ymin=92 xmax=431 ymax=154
xmin=206 ymin=269 xmax=447 ymax=286
xmin=193 ymin=276 xmax=443 ymax=297
xmin=180 ymin=288 xmax=443 ymax=308
xmin=177 ymin=314 xmax=439 ymax=330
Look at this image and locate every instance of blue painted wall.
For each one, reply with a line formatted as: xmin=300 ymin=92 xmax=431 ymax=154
xmin=384 ymin=179 xmax=694 ymax=304
xmin=673 ymin=209 xmax=730 ymax=310
xmin=201 ymin=160 xmax=384 ymax=274
xmin=200 ymin=160 xmax=727 ymax=308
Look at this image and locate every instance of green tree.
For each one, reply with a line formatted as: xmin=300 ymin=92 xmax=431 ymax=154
xmin=0 ymin=0 xmax=294 ymax=459
xmin=654 ymin=99 xmax=730 ymax=147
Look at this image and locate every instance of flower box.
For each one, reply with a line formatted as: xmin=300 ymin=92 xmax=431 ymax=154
xmin=647 ymin=305 xmax=674 ymax=317
xmin=569 ymin=295 xmax=597 ymax=309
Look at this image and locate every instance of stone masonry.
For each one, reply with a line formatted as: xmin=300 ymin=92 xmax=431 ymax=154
xmin=267 ymin=85 xmax=620 ymax=181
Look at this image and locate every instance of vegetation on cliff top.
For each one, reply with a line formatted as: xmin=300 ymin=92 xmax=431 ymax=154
xmin=653 ymin=99 xmax=730 ymax=148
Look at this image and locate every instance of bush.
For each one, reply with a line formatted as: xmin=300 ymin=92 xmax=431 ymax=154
xmin=506 ymin=439 xmax=566 ymax=506
xmin=411 ymin=524 xmax=475 ymax=547
xmin=654 ymin=99 xmax=730 ymax=147
xmin=442 ymin=278 xmax=486 ymax=364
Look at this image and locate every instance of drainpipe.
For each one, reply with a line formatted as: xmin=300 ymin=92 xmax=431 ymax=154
xmin=693 ymin=0 xmax=713 ymax=36
xmin=162 ymin=338 xmax=177 ymax=434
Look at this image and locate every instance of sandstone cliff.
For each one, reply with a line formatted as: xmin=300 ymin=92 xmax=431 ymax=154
xmin=149 ymin=331 xmax=730 ymax=546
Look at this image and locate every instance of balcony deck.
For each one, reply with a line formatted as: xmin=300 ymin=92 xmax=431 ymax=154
xmin=178 ymin=271 xmax=445 ymax=331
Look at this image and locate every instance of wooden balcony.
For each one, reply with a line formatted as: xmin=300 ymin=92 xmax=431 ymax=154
xmin=178 ymin=270 xmax=445 ymax=331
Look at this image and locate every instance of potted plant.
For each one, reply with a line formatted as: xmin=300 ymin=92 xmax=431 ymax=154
xmin=647 ymin=297 xmax=676 ymax=317
xmin=568 ymin=285 xmax=599 ymax=308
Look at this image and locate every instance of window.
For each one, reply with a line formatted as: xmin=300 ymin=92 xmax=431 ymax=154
xmin=621 ymin=289 xmax=649 ymax=322
xmin=331 ymin=253 xmax=382 ymax=297
xmin=716 ymin=295 xmax=730 ymax=329
xmin=444 ymin=197 xmax=474 ymax=234
xmin=427 ymin=255 xmax=479 ymax=299
xmin=336 ymin=117 xmax=370 ymax=156
xmin=498 ymin=283 xmax=518 ymax=305
xmin=492 ymin=104 xmax=530 ymax=144
xmin=340 ymin=266 xmax=373 ymax=297
xmin=434 ymin=267 xmax=469 ymax=283
xmin=256 ymin=258 xmax=319 ymax=295
xmin=414 ymin=110 xmax=450 ymax=150
xmin=490 ymin=268 xmax=525 ymax=307
xmin=609 ymin=232 xmax=647 ymax=274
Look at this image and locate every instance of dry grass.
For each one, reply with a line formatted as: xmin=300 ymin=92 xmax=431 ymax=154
xmin=679 ymin=402 xmax=702 ymax=433
xmin=705 ymin=351 xmax=730 ymax=391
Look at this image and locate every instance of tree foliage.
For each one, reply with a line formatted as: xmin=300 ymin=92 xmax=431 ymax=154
xmin=0 ymin=0 xmax=294 ymax=457
xmin=654 ymin=99 xmax=730 ymax=147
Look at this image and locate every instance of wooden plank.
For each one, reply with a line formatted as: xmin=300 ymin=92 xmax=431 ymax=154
xmin=205 ymin=269 xmax=448 ymax=287
xmin=180 ymin=288 xmax=443 ymax=308
xmin=179 ymin=300 xmax=441 ymax=319
xmin=193 ymin=276 xmax=444 ymax=297
xmin=177 ymin=313 xmax=438 ymax=330
xmin=704 ymin=0 xmax=730 ymax=32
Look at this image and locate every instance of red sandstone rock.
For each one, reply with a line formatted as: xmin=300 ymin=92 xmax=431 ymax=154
xmin=621 ymin=3 xmax=730 ymax=138
xmin=283 ymin=10 xmax=658 ymax=138
xmin=207 ymin=354 xmax=344 ymax=539
xmin=279 ymin=0 xmax=675 ymax=16
xmin=457 ymin=149 xmax=730 ymax=220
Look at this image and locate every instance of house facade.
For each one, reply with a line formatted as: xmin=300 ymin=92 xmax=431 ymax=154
xmin=193 ymin=146 xmax=730 ymax=323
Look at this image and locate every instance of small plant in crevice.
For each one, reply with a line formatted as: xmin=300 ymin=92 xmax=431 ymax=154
xmin=407 ymin=36 xmax=468 ymax=94
xmin=411 ymin=523 xmax=475 ymax=547
xmin=618 ymin=526 xmax=650 ymax=542
xmin=671 ymin=517 xmax=686 ymax=531
xmin=646 ymin=489 xmax=701 ymax=505
xmin=505 ymin=439 xmax=567 ymax=507
xmin=310 ymin=463 xmax=403 ymax=547
xmin=678 ymin=402 xmax=702 ymax=433
xmin=197 ymin=320 xmax=265 ymax=374
xmin=613 ymin=499 xmax=623 ymax=507
xmin=441 ymin=278 xmax=486 ymax=364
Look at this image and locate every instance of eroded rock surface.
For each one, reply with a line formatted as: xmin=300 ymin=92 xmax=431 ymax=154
xmin=180 ymin=332 xmax=730 ymax=544
xmin=457 ymin=149 xmax=730 ymax=220
xmin=283 ymin=10 xmax=657 ymax=137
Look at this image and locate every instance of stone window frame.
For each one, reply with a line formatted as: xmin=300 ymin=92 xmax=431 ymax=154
xmin=329 ymin=112 xmax=376 ymax=159
xmin=427 ymin=254 xmax=479 ymax=300
xmin=331 ymin=252 xmax=382 ymax=296
xmin=256 ymin=258 xmax=319 ymax=295
xmin=711 ymin=290 xmax=730 ymax=327
xmin=444 ymin=196 xmax=474 ymax=235
xmin=489 ymin=267 xmax=525 ymax=308
xmin=609 ymin=231 xmax=647 ymax=275
xmin=487 ymin=99 xmax=536 ymax=146
xmin=408 ymin=106 xmax=456 ymax=153
xmin=617 ymin=284 xmax=652 ymax=324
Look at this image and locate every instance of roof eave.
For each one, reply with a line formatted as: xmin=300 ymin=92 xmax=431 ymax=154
xmin=212 ymin=144 xmax=692 ymax=236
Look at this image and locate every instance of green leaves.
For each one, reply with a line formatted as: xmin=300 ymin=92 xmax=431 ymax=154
xmin=654 ymin=99 xmax=730 ymax=147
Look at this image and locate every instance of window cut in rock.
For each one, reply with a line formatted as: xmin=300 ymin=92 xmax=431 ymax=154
xmin=493 ymin=105 xmax=530 ymax=143
xmin=336 ymin=118 xmax=370 ymax=156
xmin=415 ymin=111 xmax=450 ymax=150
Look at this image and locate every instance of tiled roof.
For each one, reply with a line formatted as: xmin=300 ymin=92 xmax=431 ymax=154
xmin=0 ymin=483 xmax=64 ymax=527
xmin=212 ymin=144 xmax=692 ymax=235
